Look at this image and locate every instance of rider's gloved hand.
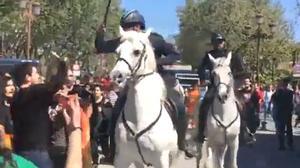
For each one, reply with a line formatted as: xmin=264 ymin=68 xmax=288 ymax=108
xmin=97 ymin=23 xmax=107 ymax=33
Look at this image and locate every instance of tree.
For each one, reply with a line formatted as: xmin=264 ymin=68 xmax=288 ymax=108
xmin=178 ymin=0 xmax=295 ymax=84
xmin=0 ymin=0 xmax=122 ymax=72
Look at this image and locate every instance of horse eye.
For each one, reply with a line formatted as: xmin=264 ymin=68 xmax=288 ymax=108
xmin=133 ymin=50 xmax=141 ymax=56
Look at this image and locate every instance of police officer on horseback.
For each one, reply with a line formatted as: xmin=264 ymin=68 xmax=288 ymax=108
xmin=197 ymin=32 xmax=252 ymax=143
xmin=95 ymin=10 xmax=192 ymax=163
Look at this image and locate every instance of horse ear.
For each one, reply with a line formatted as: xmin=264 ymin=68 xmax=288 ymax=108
xmin=119 ymin=26 xmax=125 ymax=37
xmin=225 ymin=52 xmax=232 ymax=66
xmin=145 ymin=28 xmax=152 ymax=37
xmin=208 ymin=53 xmax=217 ymax=66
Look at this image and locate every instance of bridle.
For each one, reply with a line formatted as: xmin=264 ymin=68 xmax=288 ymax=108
xmin=210 ymin=65 xmax=239 ymax=144
xmin=211 ymin=65 xmax=233 ymax=103
xmin=116 ymin=41 xmax=154 ymax=80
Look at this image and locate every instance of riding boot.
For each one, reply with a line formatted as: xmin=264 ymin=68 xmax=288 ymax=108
xmin=197 ymin=86 xmax=215 ymax=143
xmin=174 ymin=101 xmax=194 ymax=158
xmin=197 ymin=102 xmax=209 ymax=143
xmin=106 ymin=92 xmax=127 ymax=164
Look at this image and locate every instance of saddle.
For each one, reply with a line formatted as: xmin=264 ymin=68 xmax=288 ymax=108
xmin=164 ymin=98 xmax=178 ymax=129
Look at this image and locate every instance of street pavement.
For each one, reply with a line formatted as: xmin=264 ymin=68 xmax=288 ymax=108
xmin=98 ymin=114 xmax=300 ymax=168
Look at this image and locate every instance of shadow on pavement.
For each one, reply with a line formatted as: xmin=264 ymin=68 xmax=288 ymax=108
xmin=238 ymin=134 xmax=300 ymax=168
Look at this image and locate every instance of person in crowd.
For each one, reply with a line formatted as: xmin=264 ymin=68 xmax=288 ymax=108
xmin=107 ymin=83 xmax=118 ymax=107
xmin=254 ymin=83 xmax=264 ymax=113
xmin=0 ymin=73 xmax=37 ymax=168
xmin=293 ymin=84 xmax=300 ymax=128
xmin=238 ymin=78 xmax=260 ymax=145
xmin=264 ymin=84 xmax=274 ymax=115
xmin=0 ymin=73 xmax=16 ymax=150
xmin=272 ymin=78 xmax=294 ymax=151
xmin=186 ymin=83 xmax=200 ymax=129
xmin=100 ymin=72 xmax=112 ymax=92
xmin=49 ymin=68 xmax=76 ymax=168
xmin=10 ymin=61 xmax=67 ymax=168
xmin=0 ymin=125 xmax=38 ymax=168
xmin=90 ymin=85 xmax=113 ymax=164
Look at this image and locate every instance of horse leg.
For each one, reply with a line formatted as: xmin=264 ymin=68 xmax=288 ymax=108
xmin=227 ymin=136 xmax=239 ymax=168
xmin=211 ymin=145 xmax=226 ymax=168
xmin=152 ymin=151 xmax=169 ymax=168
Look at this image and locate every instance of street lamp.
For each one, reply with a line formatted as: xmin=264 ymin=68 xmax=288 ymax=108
xmin=271 ymin=57 xmax=276 ymax=83
xmin=255 ymin=13 xmax=263 ymax=84
xmin=19 ymin=0 xmax=41 ymax=59
xmin=251 ymin=13 xmax=277 ymax=131
xmin=254 ymin=13 xmax=277 ymax=84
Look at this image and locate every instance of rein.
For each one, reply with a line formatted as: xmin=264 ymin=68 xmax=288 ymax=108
xmin=211 ymin=89 xmax=239 ymax=145
xmin=211 ymin=71 xmax=239 ymax=144
xmin=121 ymin=104 xmax=163 ymax=167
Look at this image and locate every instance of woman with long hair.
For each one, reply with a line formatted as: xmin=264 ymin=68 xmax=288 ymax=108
xmin=0 ymin=73 xmax=16 ymax=150
xmin=0 ymin=73 xmax=37 ymax=167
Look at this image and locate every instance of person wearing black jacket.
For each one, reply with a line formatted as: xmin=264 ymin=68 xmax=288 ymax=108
xmin=95 ymin=10 xmax=192 ymax=161
xmin=11 ymin=61 xmax=67 ymax=168
xmin=272 ymin=78 xmax=294 ymax=151
xmin=197 ymin=33 xmax=247 ymax=143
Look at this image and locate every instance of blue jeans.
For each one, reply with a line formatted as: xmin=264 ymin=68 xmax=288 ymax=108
xmin=18 ymin=150 xmax=53 ymax=168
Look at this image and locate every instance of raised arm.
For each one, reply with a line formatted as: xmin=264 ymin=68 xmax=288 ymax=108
xmin=47 ymin=60 xmax=68 ymax=94
xmin=64 ymin=95 xmax=82 ymax=168
xmin=95 ymin=26 xmax=121 ymax=53
xmin=149 ymin=32 xmax=181 ymax=65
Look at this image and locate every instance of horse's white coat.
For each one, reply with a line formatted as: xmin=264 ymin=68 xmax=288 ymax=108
xmin=110 ymin=28 xmax=178 ymax=168
xmin=199 ymin=52 xmax=240 ymax=168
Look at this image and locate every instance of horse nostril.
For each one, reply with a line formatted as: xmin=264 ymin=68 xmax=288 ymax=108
xmin=118 ymin=73 xmax=123 ymax=79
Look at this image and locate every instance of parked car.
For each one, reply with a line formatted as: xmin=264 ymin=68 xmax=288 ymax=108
xmin=0 ymin=58 xmax=39 ymax=74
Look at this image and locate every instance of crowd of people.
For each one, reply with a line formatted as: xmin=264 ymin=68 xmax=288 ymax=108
xmin=233 ymin=77 xmax=299 ymax=150
xmin=0 ymin=60 xmax=121 ymax=167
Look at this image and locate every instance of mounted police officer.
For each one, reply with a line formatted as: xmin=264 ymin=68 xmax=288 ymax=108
xmin=197 ymin=32 xmax=251 ymax=143
xmin=95 ymin=10 xmax=193 ymax=163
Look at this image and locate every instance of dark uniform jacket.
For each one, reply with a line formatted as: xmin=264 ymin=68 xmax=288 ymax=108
xmin=95 ymin=31 xmax=181 ymax=70
xmin=197 ymin=49 xmax=246 ymax=81
xmin=272 ymin=88 xmax=294 ymax=117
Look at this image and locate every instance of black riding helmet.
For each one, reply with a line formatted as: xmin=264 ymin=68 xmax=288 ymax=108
xmin=211 ymin=32 xmax=225 ymax=44
xmin=120 ymin=10 xmax=145 ymax=30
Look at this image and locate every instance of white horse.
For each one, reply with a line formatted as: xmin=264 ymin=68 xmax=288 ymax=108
xmin=110 ymin=28 xmax=178 ymax=168
xmin=199 ymin=52 xmax=240 ymax=168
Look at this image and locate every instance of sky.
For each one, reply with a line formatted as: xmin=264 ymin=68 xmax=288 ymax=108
xmin=121 ymin=0 xmax=300 ymax=42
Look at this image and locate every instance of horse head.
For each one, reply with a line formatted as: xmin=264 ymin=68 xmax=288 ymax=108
xmin=110 ymin=27 xmax=157 ymax=85
xmin=208 ymin=52 xmax=234 ymax=103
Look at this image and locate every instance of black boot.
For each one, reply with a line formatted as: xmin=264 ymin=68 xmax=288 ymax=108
xmin=197 ymin=103 xmax=209 ymax=143
xmin=197 ymin=86 xmax=215 ymax=143
xmin=176 ymin=101 xmax=194 ymax=158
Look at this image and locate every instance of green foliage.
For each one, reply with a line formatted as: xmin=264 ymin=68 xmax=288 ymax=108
xmin=0 ymin=0 xmax=122 ymax=72
xmin=178 ymin=0 xmax=295 ymax=84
